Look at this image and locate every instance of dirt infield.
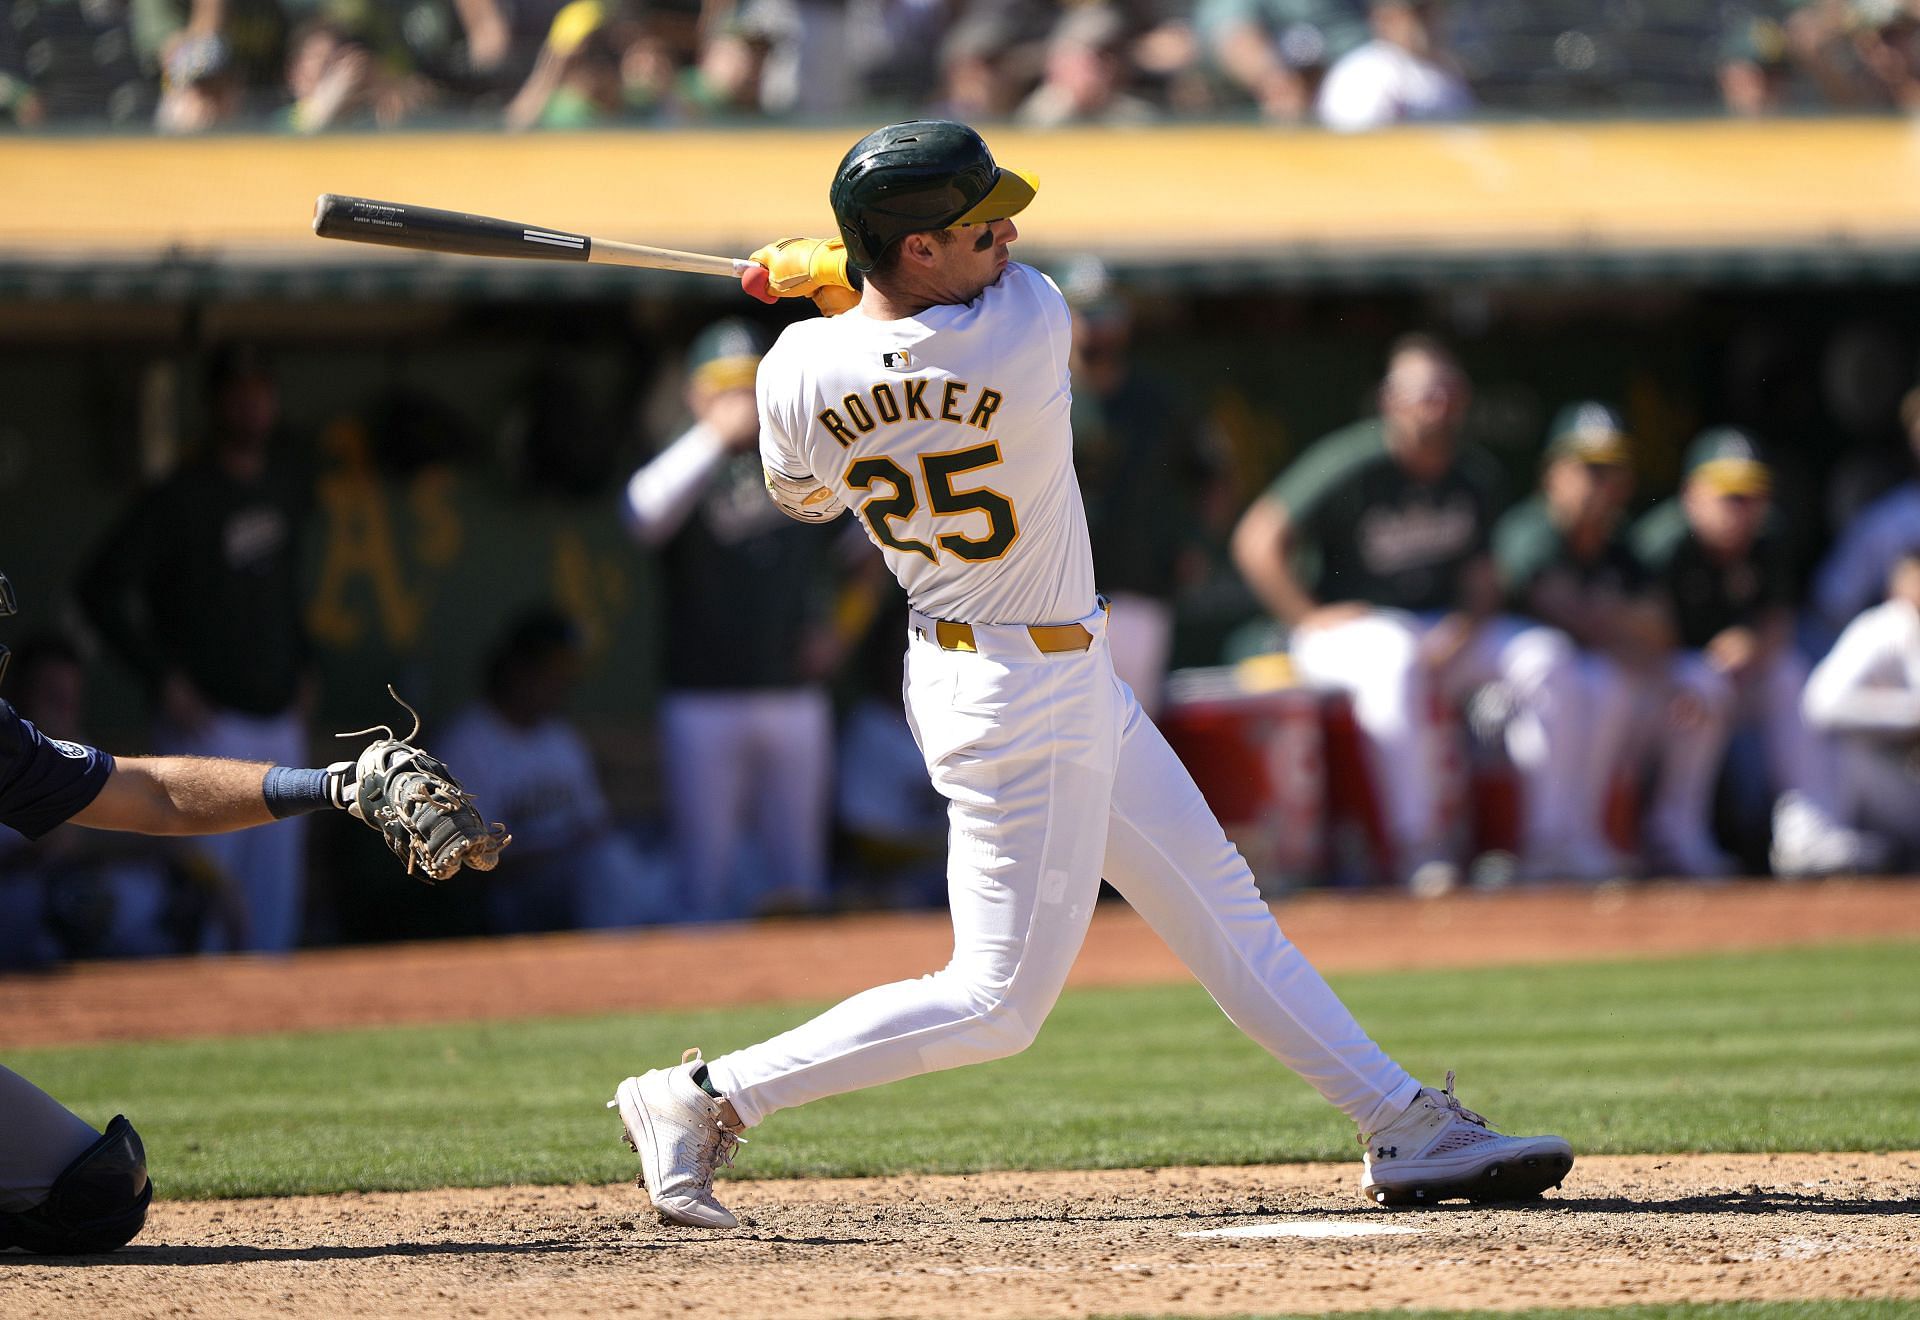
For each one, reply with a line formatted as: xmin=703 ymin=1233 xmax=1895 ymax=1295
xmin=4 ymin=877 xmax=1918 ymax=1047
xmin=4 ymin=880 xmax=1919 ymax=1318
xmin=5 ymin=1154 xmax=1917 ymax=1319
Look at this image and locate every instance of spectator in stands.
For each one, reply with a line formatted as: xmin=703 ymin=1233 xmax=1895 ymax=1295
xmin=1815 ymin=385 xmax=1920 ymax=637
xmin=1316 ymin=0 xmax=1472 ymax=131
xmin=0 ymin=73 xmax=39 ymax=129
xmin=1231 ymin=335 xmax=1622 ymax=893
xmin=623 ymin=319 xmax=837 ymax=921
xmin=1778 ymin=0 xmax=1892 ymax=108
xmin=1062 ymin=256 xmax=1215 ymax=718
xmin=505 ymin=0 xmax=648 ymax=128
xmin=1852 ymin=0 xmax=1920 ymax=109
xmin=933 ymin=10 xmax=1033 ymax=121
xmin=675 ymin=15 xmax=777 ymax=119
xmin=1196 ymin=0 xmax=1366 ymax=119
xmin=137 ymin=0 xmax=285 ymax=129
xmin=449 ymin=0 xmax=517 ymax=79
xmin=77 ymin=345 xmax=316 ymax=953
xmin=154 ymin=28 xmax=246 ymax=132
xmin=436 ymin=608 xmax=665 ymax=933
xmin=1719 ymin=9 xmax=1797 ymax=115
xmin=1630 ymin=428 xmax=1886 ymax=876
xmin=1803 ymin=549 xmax=1920 ymax=864
xmin=281 ymin=17 xmax=435 ymax=132
xmin=5 ymin=0 xmax=152 ymax=126
xmin=1494 ymin=403 xmax=1733 ymax=876
xmin=846 ymin=0 xmax=954 ymax=113
xmin=1017 ymin=5 xmax=1159 ymax=127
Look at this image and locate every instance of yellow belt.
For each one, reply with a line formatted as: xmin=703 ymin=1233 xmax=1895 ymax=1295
xmin=932 ymin=619 xmax=1093 ymax=655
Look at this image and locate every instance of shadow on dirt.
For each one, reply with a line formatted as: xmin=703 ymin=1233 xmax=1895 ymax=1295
xmin=1533 ymin=1190 xmax=1920 ymax=1216
xmin=9 ymin=1239 xmax=597 ymax=1266
xmin=974 ymin=1188 xmax=1920 ymax=1226
xmin=10 ymin=1229 xmax=897 ymax=1265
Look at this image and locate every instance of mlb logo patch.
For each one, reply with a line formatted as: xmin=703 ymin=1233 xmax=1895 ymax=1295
xmin=881 ymin=349 xmax=913 ymax=370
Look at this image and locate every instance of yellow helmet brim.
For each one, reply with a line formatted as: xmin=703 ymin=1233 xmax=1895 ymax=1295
xmin=951 ymin=168 xmax=1038 ymax=227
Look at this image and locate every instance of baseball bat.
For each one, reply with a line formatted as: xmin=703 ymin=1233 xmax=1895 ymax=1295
xmin=311 ymin=193 xmax=756 ymax=280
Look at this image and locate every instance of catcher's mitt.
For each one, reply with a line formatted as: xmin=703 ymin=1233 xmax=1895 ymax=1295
xmin=332 ymin=687 xmax=511 ymax=882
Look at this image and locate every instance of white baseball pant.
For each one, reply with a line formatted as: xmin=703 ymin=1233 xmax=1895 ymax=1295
xmin=1290 ymin=612 xmax=1623 ymax=867
xmin=1595 ymin=653 xmax=1735 ymax=869
xmin=1831 ymin=738 xmax=1920 ymax=854
xmin=660 ymin=688 xmax=833 ymax=921
xmin=705 ymin=604 xmax=1421 ymax=1135
xmin=156 ymin=706 xmax=307 ymax=953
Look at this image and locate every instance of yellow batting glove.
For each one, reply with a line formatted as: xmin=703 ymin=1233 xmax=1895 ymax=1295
xmin=809 ymin=284 xmax=860 ymax=316
xmin=743 ymin=237 xmax=859 ymax=315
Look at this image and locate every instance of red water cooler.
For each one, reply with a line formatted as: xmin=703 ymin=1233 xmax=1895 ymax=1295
xmin=1160 ymin=664 xmax=1346 ymax=893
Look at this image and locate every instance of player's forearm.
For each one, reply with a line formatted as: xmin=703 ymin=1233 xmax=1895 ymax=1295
xmin=623 ymin=424 xmax=730 ymax=545
xmin=1231 ymin=499 xmax=1317 ymax=625
xmin=1805 ymin=686 xmax=1920 ymax=735
xmin=1804 ymin=628 xmax=1920 ymax=733
xmin=72 ymin=756 xmax=279 ymax=835
xmin=187 ymin=0 xmax=228 ymax=33
xmin=1214 ymin=24 xmax=1285 ymax=94
xmin=1237 ymin=553 xmax=1318 ymax=626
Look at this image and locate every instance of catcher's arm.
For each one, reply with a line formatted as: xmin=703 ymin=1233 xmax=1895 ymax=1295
xmin=333 ymin=687 xmax=512 ymax=882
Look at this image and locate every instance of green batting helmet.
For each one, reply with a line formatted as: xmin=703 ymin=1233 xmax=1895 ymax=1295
xmin=829 ymin=120 xmax=1038 ymax=272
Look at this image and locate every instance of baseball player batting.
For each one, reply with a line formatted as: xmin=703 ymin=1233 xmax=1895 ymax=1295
xmin=608 ymin=120 xmax=1573 ymax=1228
xmin=0 ymin=569 xmax=506 ymax=1254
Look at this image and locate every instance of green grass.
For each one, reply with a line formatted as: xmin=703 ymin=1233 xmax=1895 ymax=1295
xmin=1103 ymin=1305 xmax=1920 ymax=1320
xmin=9 ymin=941 xmax=1919 ymax=1199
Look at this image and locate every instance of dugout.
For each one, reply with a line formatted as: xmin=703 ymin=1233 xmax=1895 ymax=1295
xmin=3 ymin=121 xmax=1917 ymax=921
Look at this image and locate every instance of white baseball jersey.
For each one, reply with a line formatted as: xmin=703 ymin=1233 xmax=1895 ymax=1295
xmin=704 ymin=258 xmax=1423 ymax=1145
xmin=1804 ymin=597 xmax=1920 ymax=735
xmin=756 ymin=262 xmax=1097 ymax=626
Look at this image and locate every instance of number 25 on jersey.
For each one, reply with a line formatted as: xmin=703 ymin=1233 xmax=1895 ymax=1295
xmin=846 ymin=442 xmax=1019 ymax=563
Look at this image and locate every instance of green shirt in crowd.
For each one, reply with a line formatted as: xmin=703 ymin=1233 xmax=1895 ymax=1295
xmin=1629 ymin=499 xmax=1792 ymax=650
xmin=1493 ymin=493 xmax=1648 ymax=618
xmin=77 ymin=457 xmax=312 ymax=718
xmin=1267 ymin=419 xmax=1501 ymax=615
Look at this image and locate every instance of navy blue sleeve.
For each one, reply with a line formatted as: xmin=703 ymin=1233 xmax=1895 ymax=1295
xmin=0 ymin=700 xmax=115 ymax=840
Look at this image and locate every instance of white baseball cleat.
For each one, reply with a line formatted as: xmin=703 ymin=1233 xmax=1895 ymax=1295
xmin=1360 ymin=1071 xmax=1573 ymax=1207
xmin=1769 ymin=792 xmax=1891 ymax=877
xmin=608 ymin=1047 xmax=744 ymax=1229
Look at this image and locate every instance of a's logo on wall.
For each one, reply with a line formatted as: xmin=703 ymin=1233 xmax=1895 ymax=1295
xmin=881 ymin=350 xmax=913 ymax=371
xmin=51 ymin=739 xmax=89 ymax=760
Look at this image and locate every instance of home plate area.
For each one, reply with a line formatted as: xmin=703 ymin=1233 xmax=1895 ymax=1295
xmin=9 ymin=1151 xmax=1917 ymax=1320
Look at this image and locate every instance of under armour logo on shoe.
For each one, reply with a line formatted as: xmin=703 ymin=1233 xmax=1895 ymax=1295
xmin=1375 ymin=1146 xmax=1398 ymax=1159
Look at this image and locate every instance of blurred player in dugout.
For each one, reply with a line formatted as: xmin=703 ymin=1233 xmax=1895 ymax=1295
xmin=435 ymin=608 xmax=668 ymax=934
xmin=1232 ymin=335 xmax=1625 ymax=892
xmin=1629 ymin=428 xmax=1889 ymax=875
xmin=77 ymin=344 xmax=315 ymax=952
xmin=1060 ymin=256 xmax=1218 ymax=719
xmin=623 ymin=320 xmax=840 ymax=920
xmin=1804 ymin=549 xmax=1920 ymax=865
xmin=1493 ymin=403 xmax=1735 ymax=877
